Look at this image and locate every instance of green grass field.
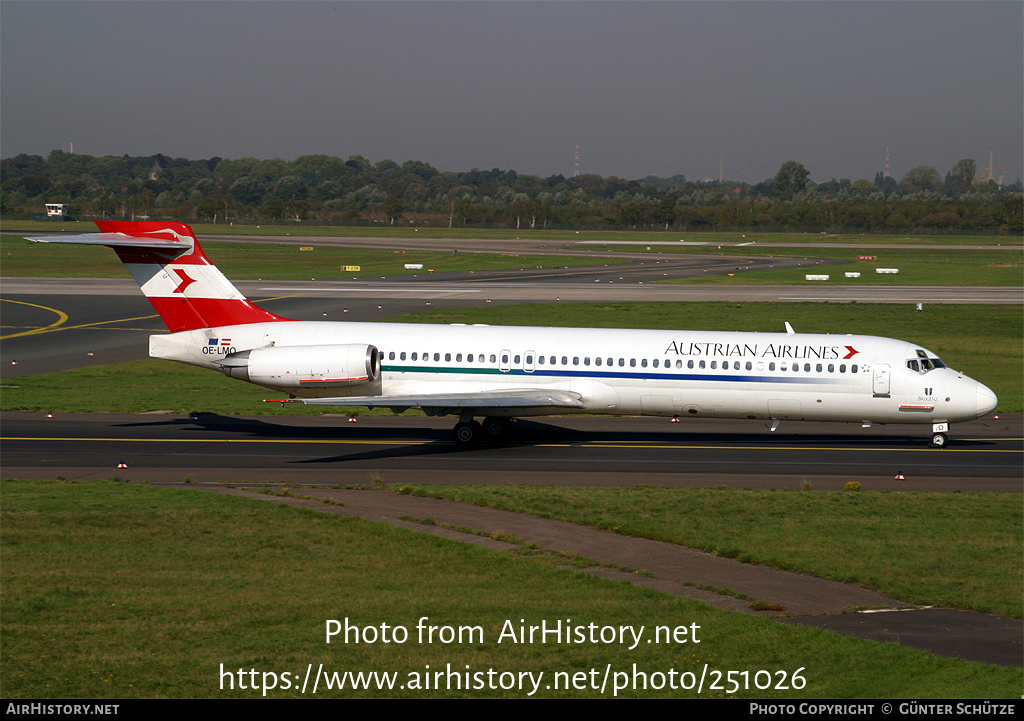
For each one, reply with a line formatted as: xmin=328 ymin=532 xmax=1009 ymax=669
xmin=652 ymin=247 xmax=1022 ymax=287
xmin=392 ymin=485 xmax=1022 ymax=620
xmin=0 ymin=235 xmax=609 ymax=279
xmin=2 ymin=228 xmax=1020 ymax=287
xmin=2 ymin=479 xmax=1020 ymax=698
xmin=2 ymin=219 xmax=1017 ymax=245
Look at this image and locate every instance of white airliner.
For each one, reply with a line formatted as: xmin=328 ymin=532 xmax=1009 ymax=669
xmin=30 ymin=221 xmax=997 ymax=448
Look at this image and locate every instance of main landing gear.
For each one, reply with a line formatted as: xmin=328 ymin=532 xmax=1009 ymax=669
xmin=452 ymin=416 xmax=513 ymax=447
xmin=453 ymin=420 xmax=481 ymax=446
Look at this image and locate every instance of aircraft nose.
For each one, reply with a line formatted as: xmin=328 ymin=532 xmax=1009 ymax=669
xmin=977 ymin=383 xmax=998 ymax=416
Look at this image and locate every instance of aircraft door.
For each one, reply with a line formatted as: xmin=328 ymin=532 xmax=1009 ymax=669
xmin=524 ymin=350 xmax=535 ymax=373
xmin=872 ymin=364 xmax=890 ymax=397
xmin=499 ymin=349 xmax=512 ymax=373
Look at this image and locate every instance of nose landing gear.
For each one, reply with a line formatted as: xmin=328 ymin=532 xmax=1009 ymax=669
xmin=929 ymin=422 xmax=949 ymax=448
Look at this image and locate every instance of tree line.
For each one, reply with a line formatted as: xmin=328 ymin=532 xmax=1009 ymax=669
xmin=1 ymin=150 xmax=1020 ymax=234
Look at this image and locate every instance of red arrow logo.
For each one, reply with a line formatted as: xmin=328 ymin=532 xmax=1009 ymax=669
xmin=172 ymin=268 xmax=196 ymax=294
xmin=843 ymin=345 xmax=860 ymax=359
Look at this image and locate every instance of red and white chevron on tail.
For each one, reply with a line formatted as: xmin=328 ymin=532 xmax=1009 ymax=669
xmin=32 ymin=221 xmax=290 ymax=333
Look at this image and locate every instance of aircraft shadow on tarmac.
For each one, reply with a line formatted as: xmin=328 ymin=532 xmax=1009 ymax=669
xmin=112 ymin=414 xmax=995 ymax=465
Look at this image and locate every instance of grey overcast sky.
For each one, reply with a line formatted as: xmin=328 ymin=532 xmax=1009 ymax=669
xmin=2 ymin=1 xmax=1021 ymax=184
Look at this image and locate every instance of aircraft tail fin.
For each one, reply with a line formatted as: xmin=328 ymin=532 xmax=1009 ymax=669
xmin=29 ymin=221 xmax=290 ymax=333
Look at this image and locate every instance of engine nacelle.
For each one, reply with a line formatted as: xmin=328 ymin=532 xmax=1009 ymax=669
xmin=218 ymin=344 xmax=380 ymax=389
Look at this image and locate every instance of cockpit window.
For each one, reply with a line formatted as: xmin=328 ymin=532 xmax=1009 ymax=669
xmin=909 ymin=349 xmax=947 ymax=373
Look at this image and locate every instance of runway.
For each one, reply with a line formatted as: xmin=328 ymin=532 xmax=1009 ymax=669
xmin=3 ymin=412 xmax=1020 ymax=490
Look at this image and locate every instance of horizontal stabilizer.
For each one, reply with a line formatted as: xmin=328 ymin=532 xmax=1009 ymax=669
xmin=28 ymin=232 xmax=191 ymax=252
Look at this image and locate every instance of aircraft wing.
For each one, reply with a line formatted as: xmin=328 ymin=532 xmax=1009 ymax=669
xmin=268 ymin=389 xmax=586 ymax=412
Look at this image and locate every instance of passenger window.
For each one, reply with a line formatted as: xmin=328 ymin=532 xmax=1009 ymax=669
xmin=456 ymin=353 xmax=462 ymax=362
xmin=400 ymin=352 xmax=407 ymax=361
xmin=827 ymin=364 xmax=834 ymax=373
xmin=687 ymin=360 xmax=694 ymax=369
xmin=746 ymin=361 xmax=753 ymax=370
xmin=445 ymin=353 xmax=451 ymax=362
xmin=641 ymin=359 xmax=648 ymax=368
xmin=619 ymin=358 xmax=625 ymax=367
xmin=595 ymin=357 xmax=601 ymax=366
xmin=434 ymin=353 xmax=440 ymax=362
xmin=584 ymin=357 xmax=590 ymax=366
xmin=816 ymin=363 xmax=823 ymax=373
xmin=851 ymin=364 xmax=858 ymax=373
xmin=769 ymin=362 xmax=776 ymax=371
xmin=411 ymin=352 xmax=418 ymax=361
xmin=389 ymin=351 xmax=395 ymax=360
xmin=699 ymin=360 xmax=705 ymax=369
xmin=490 ymin=354 xmax=497 ymax=363
xmin=514 ymin=355 xmax=521 ymax=364
xmin=630 ymin=358 xmax=637 ymax=368
xmin=653 ymin=359 xmax=659 ymax=368
xmin=710 ymin=361 xmax=717 ymax=370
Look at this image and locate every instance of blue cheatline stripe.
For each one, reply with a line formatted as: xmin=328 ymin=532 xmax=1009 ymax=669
xmin=382 ymin=364 xmax=848 ymax=385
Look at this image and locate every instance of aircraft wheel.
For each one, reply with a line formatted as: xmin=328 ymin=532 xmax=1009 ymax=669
xmin=930 ymin=432 xmax=948 ymax=448
xmin=453 ymin=420 xmax=482 ymax=447
xmin=482 ymin=416 xmax=510 ymax=439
